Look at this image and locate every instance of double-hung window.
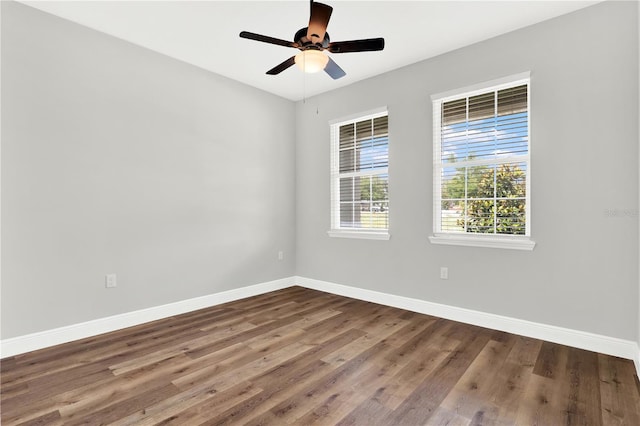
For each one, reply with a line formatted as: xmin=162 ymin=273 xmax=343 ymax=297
xmin=430 ymin=73 xmax=535 ymax=250
xmin=329 ymin=108 xmax=389 ymax=240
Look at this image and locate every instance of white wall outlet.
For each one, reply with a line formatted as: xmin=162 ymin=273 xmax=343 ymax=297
xmin=105 ymin=273 xmax=117 ymax=288
xmin=440 ymin=267 xmax=448 ymax=280
xmin=278 ymin=251 xmax=284 ymax=261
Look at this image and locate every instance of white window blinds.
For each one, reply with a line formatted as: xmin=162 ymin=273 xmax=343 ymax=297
xmin=330 ymin=111 xmax=389 ymax=235
xmin=433 ymin=77 xmax=530 ymax=237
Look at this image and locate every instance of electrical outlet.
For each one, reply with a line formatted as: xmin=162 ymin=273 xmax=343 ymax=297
xmin=440 ymin=267 xmax=448 ymax=280
xmin=105 ymin=273 xmax=117 ymax=288
xmin=278 ymin=251 xmax=284 ymax=261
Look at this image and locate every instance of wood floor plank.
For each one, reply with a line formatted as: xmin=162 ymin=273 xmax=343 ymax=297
xmin=419 ymin=406 xmax=470 ymax=426
xmin=157 ymin=381 xmax=263 ymax=425
xmin=115 ymin=381 xmax=262 ymax=426
xmin=18 ymin=410 xmax=63 ymax=426
xmin=334 ymin=396 xmax=395 ymax=426
xmin=371 ymin=321 xmax=459 ymax=411
xmin=433 ymin=335 xmax=518 ymax=423
xmin=246 ymin=319 xmax=431 ymax=425
xmin=184 ymin=302 xmax=347 ymax=360
xmin=251 ymin=329 xmax=365 ymax=389
xmin=532 ymin=340 xmax=569 ymax=379
xmin=598 ymin=353 xmax=640 ymax=425
xmin=172 ymin=311 xmax=342 ymax=392
xmin=294 ymin=341 xmax=412 ymax=425
xmin=0 ymin=357 xmax=17 ymax=374
xmin=292 ymin=326 xmax=425 ymax=424
xmin=380 ymin=328 xmax=494 ymax=424
xmin=174 ymin=341 xmax=314 ymax=391
xmin=3 ymin=314 xmax=217 ymax=390
xmin=0 ymin=380 xmax=29 ymax=400
xmin=320 ymin=320 xmax=406 ymax=367
xmin=1 ymin=286 xmax=639 ymax=425
xmin=245 ymin=301 xmax=302 ymax=325
xmin=514 ymin=373 xmax=568 ymax=425
xmin=8 ymin=305 xmax=236 ymax=371
xmin=218 ymin=359 xmax=337 ymax=426
xmin=64 ymin=382 xmax=181 ymax=426
xmin=564 ymin=347 xmax=602 ymax=426
xmin=487 ymin=335 xmax=542 ymax=423
xmin=263 ymin=339 xmax=397 ymax=424
xmin=3 ymin=364 xmax=114 ymax=414
xmin=300 ymin=300 xmax=387 ymax=336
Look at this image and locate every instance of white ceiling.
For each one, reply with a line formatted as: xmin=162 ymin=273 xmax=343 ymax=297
xmin=21 ymin=0 xmax=601 ymax=101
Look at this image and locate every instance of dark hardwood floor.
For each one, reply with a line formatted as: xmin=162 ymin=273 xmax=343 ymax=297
xmin=2 ymin=286 xmax=639 ymax=425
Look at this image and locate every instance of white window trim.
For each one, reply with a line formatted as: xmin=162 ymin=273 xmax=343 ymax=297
xmin=327 ymin=230 xmax=390 ymax=240
xmin=428 ymin=233 xmax=535 ymax=250
xmin=329 ymin=107 xmax=390 ymax=240
xmin=430 ymin=72 xmax=535 ymax=250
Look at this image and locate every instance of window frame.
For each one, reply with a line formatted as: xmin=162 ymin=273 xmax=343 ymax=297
xmin=429 ymin=73 xmax=535 ymax=250
xmin=328 ymin=107 xmax=390 ymax=240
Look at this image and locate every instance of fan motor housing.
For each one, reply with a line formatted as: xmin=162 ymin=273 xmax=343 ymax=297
xmin=295 ymin=27 xmax=330 ymax=49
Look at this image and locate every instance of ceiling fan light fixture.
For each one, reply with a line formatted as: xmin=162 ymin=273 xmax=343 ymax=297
xmin=294 ymin=49 xmax=329 ymax=73
xmin=239 ymin=1 xmax=384 ymax=79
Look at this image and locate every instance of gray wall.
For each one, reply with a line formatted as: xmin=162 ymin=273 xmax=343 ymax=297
xmin=1 ymin=1 xmax=296 ymax=338
xmin=296 ymin=1 xmax=639 ymax=341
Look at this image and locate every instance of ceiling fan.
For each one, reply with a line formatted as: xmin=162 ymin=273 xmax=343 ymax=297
xmin=239 ymin=0 xmax=385 ymax=80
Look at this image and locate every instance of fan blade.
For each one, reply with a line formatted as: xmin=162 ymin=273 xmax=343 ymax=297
xmin=324 ymin=57 xmax=346 ymax=80
xmin=240 ymin=31 xmax=298 ymax=48
xmin=328 ymin=38 xmax=385 ymax=53
xmin=266 ymin=56 xmax=296 ymax=75
xmin=307 ymin=2 xmax=332 ymax=44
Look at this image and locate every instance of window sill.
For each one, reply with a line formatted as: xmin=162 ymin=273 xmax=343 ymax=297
xmin=328 ymin=230 xmax=390 ymax=240
xmin=429 ymin=233 xmax=535 ymax=250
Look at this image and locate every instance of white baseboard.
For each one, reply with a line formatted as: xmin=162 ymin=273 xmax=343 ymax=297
xmin=3 ymin=274 xmax=639 ymax=381
xmin=295 ymin=276 xmax=640 ymax=377
xmin=0 ymin=277 xmax=295 ymax=358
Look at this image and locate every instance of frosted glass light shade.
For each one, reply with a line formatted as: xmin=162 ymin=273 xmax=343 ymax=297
xmin=294 ymin=50 xmax=329 ymax=73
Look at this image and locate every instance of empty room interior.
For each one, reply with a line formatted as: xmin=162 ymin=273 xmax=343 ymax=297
xmin=1 ymin=0 xmax=640 ymax=424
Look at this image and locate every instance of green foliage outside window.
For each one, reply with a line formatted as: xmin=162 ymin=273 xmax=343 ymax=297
xmin=442 ymin=163 xmax=526 ymax=235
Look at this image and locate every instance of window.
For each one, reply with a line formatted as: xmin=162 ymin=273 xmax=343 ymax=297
xmin=329 ymin=108 xmax=389 ymax=240
xmin=430 ymin=73 xmax=535 ymax=250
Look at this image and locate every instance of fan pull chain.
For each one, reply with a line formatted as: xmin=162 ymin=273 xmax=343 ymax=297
xmin=302 ymin=52 xmax=307 ymax=104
